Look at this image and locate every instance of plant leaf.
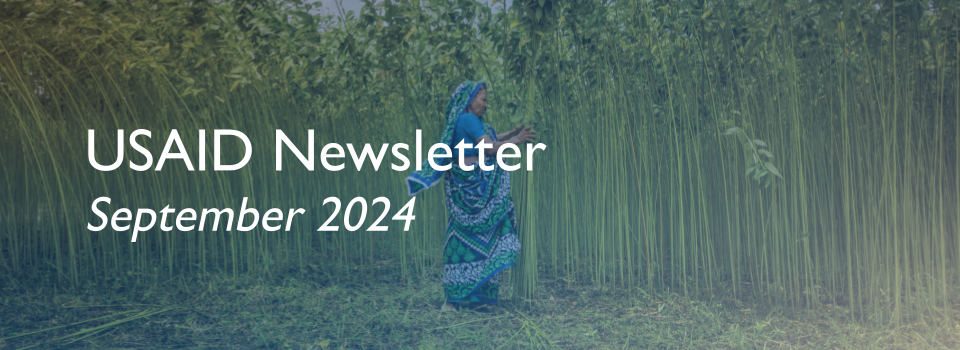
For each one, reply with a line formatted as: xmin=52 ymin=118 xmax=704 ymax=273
xmin=701 ymin=8 xmax=713 ymax=20
xmin=764 ymin=162 xmax=783 ymax=178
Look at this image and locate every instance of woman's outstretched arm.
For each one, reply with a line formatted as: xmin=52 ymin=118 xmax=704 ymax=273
xmin=475 ymin=126 xmax=537 ymax=156
xmin=496 ymin=125 xmax=524 ymax=141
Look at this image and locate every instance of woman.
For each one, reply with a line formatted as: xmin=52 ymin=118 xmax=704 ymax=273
xmin=406 ymin=80 xmax=536 ymax=313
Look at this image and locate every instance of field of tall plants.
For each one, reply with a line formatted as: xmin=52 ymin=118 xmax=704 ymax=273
xmin=3 ymin=0 xmax=960 ymax=340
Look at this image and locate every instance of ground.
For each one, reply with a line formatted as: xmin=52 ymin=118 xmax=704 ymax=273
xmin=0 ymin=263 xmax=957 ymax=349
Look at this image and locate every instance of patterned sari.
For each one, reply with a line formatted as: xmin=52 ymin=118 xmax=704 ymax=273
xmin=406 ymin=81 xmax=521 ymax=304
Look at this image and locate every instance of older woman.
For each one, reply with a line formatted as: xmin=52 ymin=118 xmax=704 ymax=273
xmin=406 ymin=80 xmax=536 ymax=313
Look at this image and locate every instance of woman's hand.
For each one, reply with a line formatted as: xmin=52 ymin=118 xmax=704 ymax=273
xmin=506 ymin=125 xmax=523 ymax=139
xmin=470 ymin=126 xmax=538 ymax=161
xmin=511 ymin=126 xmax=536 ymax=144
xmin=499 ymin=125 xmax=524 ymax=140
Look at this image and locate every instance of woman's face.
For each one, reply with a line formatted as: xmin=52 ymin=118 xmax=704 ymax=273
xmin=467 ymin=88 xmax=487 ymax=116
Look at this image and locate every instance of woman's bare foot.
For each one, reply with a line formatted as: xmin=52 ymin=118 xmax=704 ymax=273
xmin=441 ymin=301 xmax=459 ymax=313
xmin=468 ymin=302 xmax=503 ymax=314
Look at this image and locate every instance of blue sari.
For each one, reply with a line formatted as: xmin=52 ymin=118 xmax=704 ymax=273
xmin=406 ymin=81 xmax=520 ymax=303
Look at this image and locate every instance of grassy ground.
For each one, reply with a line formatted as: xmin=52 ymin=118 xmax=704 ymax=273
xmin=1 ymin=263 xmax=958 ymax=349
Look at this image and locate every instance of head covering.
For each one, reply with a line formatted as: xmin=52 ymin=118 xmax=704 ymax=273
xmin=405 ymin=80 xmax=486 ymax=196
